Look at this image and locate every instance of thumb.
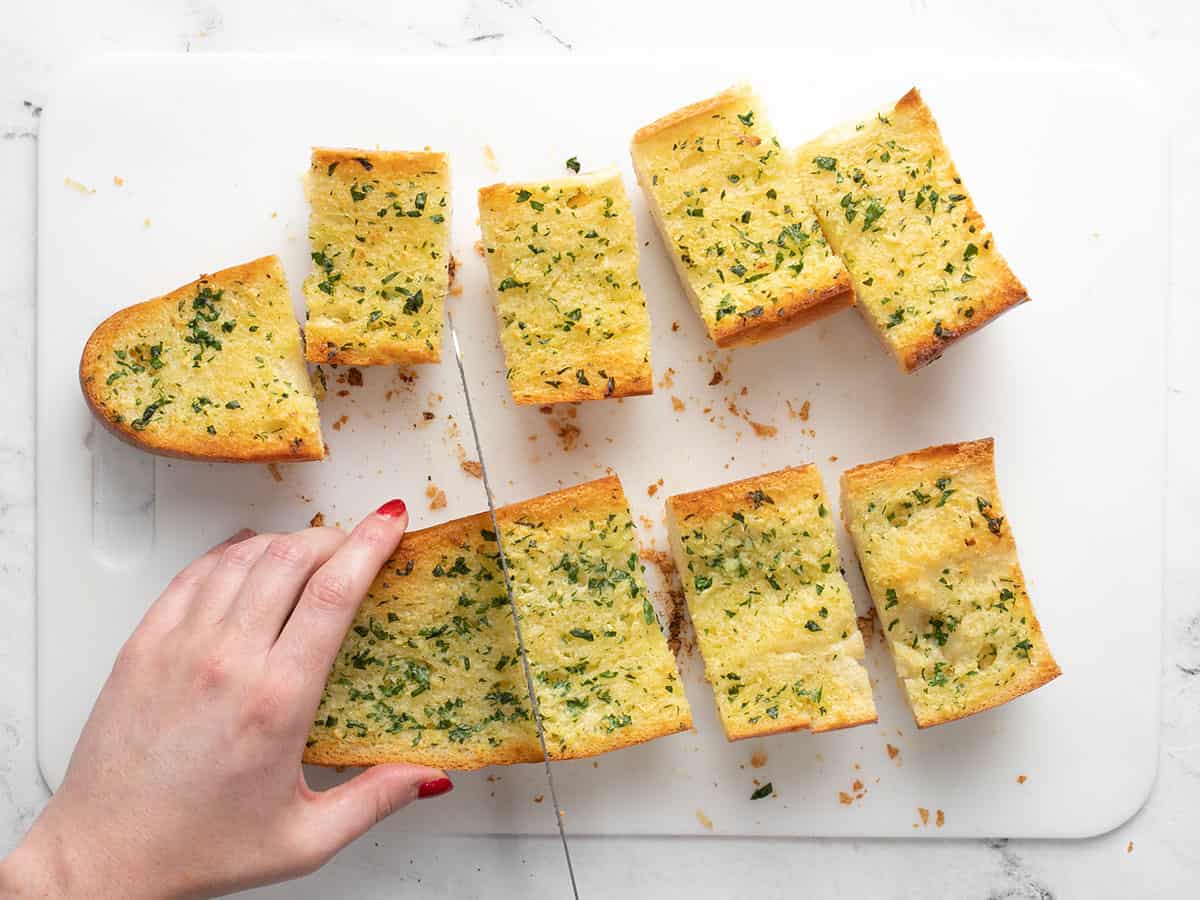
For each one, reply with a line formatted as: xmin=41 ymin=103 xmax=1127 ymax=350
xmin=312 ymin=764 xmax=453 ymax=850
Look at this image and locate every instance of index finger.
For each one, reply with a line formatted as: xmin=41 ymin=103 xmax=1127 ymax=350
xmin=269 ymin=499 xmax=409 ymax=707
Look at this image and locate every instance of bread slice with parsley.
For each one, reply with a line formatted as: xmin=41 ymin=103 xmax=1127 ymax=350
xmin=840 ymin=439 xmax=1060 ymax=728
xmin=477 ymin=168 xmax=653 ymax=404
xmin=666 ymin=467 xmax=876 ymax=740
xmin=796 ymin=88 xmax=1028 ymax=372
xmin=303 ymin=148 xmax=451 ymax=366
xmin=497 ymin=476 xmax=691 ymax=757
xmin=305 ymin=476 xmax=691 ymax=769
xmin=630 ymin=85 xmax=852 ymax=348
xmin=79 ymin=256 xmax=324 ymax=462
xmin=303 ymin=510 xmax=543 ymax=770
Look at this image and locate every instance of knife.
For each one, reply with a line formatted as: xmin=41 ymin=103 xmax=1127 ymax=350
xmin=446 ymin=310 xmax=580 ymax=899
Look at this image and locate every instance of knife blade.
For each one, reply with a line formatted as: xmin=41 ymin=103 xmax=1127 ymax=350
xmin=446 ymin=310 xmax=580 ymax=899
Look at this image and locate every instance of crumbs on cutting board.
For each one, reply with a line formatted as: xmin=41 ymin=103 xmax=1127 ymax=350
xmin=113 ymin=175 xmax=124 ymax=187
xmin=331 ymin=415 xmax=349 ymax=432
xmin=545 ymin=406 xmax=582 ymax=452
xmin=914 ymin=808 xmax=945 ymax=829
xmin=266 ymin=463 xmax=283 ymax=483
xmin=461 ymin=460 xmax=483 ymax=479
xmin=64 ymin=177 xmax=95 ymax=194
xmin=347 ymin=367 xmax=363 ymax=387
xmin=696 ymin=809 xmax=713 ymax=831
xmin=839 ymin=778 xmax=866 ymax=805
xmin=647 ymin=478 xmax=663 ymax=497
xmin=750 ymin=751 xmax=767 ymax=769
xmin=1017 ymin=774 xmax=1028 ymax=784
xmin=483 ymin=144 xmax=499 ymax=173
xmin=886 ymin=743 xmax=901 ymax=763
xmin=659 ymin=367 xmax=675 ymax=389
xmin=787 ymin=399 xmax=811 ymax=421
xmin=1127 ymin=841 xmax=1134 ymax=854
xmin=858 ymin=609 xmax=880 ymax=645
xmin=671 ymin=396 xmax=686 ymax=412
xmin=309 ymin=512 xmax=325 ymax=528
xmin=425 ymin=484 xmax=447 ymax=510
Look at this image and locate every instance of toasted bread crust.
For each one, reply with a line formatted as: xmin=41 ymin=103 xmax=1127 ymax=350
xmin=840 ymin=438 xmax=1060 ymax=728
xmin=630 ymin=84 xmax=755 ymax=146
xmin=80 ymin=256 xmax=325 ymax=463
xmin=310 ymin=147 xmax=446 ymax=180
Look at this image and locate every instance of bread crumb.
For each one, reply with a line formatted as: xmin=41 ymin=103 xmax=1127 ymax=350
xmin=828 ymin=455 xmax=838 ymax=463
xmin=671 ymin=395 xmax=686 ymax=412
xmin=1017 ymin=774 xmax=1027 ymax=784
xmin=113 ymin=175 xmax=124 ymax=187
xmin=548 ymin=415 xmax=581 ymax=452
xmin=64 ymin=177 xmax=95 ymax=194
xmin=695 ymin=809 xmax=713 ymax=831
xmin=672 ymin=321 xmax=680 ymax=332
xmin=838 ymin=792 xmax=853 ymax=805
xmin=266 ymin=463 xmax=283 ymax=483
xmin=347 ymin=368 xmax=363 ymax=387
xmin=886 ymin=743 xmax=900 ymax=761
xmin=461 ymin=460 xmax=483 ymax=479
xmin=533 ymin=794 xmax=544 ymax=804
xmin=918 ymin=807 xmax=929 ymax=826
xmin=750 ymin=751 xmax=767 ymax=769
xmin=1127 ymin=840 xmax=1134 ymax=854
xmin=935 ymin=809 xmax=945 ymax=828
xmin=749 ymin=419 xmax=776 ymax=439
xmin=852 ymin=779 xmax=863 ymax=792
xmin=646 ymin=478 xmax=663 ymax=497
xmin=331 ymin=414 xmax=349 ymax=431
xmin=483 ymin=144 xmax=499 ymax=173
xmin=857 ymin=611 xmax=877 ymax=645
xmin=659 ymin=367 xmax=676 ymax=389
xmin=709 ymin=370 xmax=724 ymax=386
xmin=787 ymin=399 xmax=811 ymax=421
xmin=426 ymin=484 xmax=447 ymax=510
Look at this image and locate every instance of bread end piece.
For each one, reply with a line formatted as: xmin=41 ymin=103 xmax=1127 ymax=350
xmin=80 ymin=255 xmax=325 ymax=463
xmin=840 ymin=438 xmax=1060 ymax=728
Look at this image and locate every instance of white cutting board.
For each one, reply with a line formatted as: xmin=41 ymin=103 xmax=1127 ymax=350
xmin=37 ymin=55 xmax=1164 ymax=838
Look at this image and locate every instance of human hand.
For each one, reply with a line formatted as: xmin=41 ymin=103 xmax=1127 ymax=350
xmin=0 ymin=499 xmax=452 ymax=899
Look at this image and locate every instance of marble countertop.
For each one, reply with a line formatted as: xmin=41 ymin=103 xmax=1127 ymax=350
xmin=3 ymin=2 xmax=1199 ymax=896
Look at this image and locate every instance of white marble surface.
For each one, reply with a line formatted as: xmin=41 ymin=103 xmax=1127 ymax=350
xmin=2 ymin=1 xmax=1199 ymax=896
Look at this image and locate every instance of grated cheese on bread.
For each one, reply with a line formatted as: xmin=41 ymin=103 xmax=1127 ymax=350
xmin=840 ymin=439 xmax=1060 ymax=728
xmin=477 ymin=168 xmax=653 ymax=405
xmin=305 ymin=476 xmax=691 ymax=769
xmin=303 ymin=148 xmax=451 ymax=366
xmin=79 ymin=255 xmax=324 ymax=462
xmin=630 ymin=85 xmax=852 ymax=348
xmin=797 ymin=88 xmax=1028 ymax=372
xmin=666 ymin=467 xmax=876 ymax=740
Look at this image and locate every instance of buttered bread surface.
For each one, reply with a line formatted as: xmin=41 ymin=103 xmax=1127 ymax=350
xmin=840 ymin=439 xmax=1059 ymax=728
xmin=631 ymin=84 xmax=852 ymax=348
xmin=478 ymin=168 xmax=653 ymax=405
xmin=79 ymin=255 xmax=324 ymax=462
xmin=667 ymin=466 xmax=876 ymax=740
xmin=798 ymin=89 xmax=1028 ymax=372
xmin=303 ymin=148 xmax=451 ymax=366
xmin=305 ymin=477 xmax=691 ymax=768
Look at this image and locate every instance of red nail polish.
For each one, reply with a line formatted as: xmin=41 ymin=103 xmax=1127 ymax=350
xmin=418 ymin=777 xmax=453 ymax=799
xmin=376 ymin=499 xmax=407 ymax=518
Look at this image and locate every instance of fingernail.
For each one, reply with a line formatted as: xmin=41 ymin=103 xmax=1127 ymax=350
xmin=418 ymin=777 xmax=453 ymax=799
xmin=376 ymin=499 xmax=407 ymax=519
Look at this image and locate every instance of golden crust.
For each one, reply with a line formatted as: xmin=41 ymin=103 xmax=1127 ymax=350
xmin=630 ymin=84 xmax=755 ymax=146
xmin=303 ymin=332 xmax=441 ymax=367
xmin=712 ymin=276 xmax=855 ymax=348
xmin=840 ymin=438 xmax=1060 ymax=729
xmin=310 ymin=147 xmax=447 ymax=180
xmin=79 ymin=256 xmax=325 ymax=463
